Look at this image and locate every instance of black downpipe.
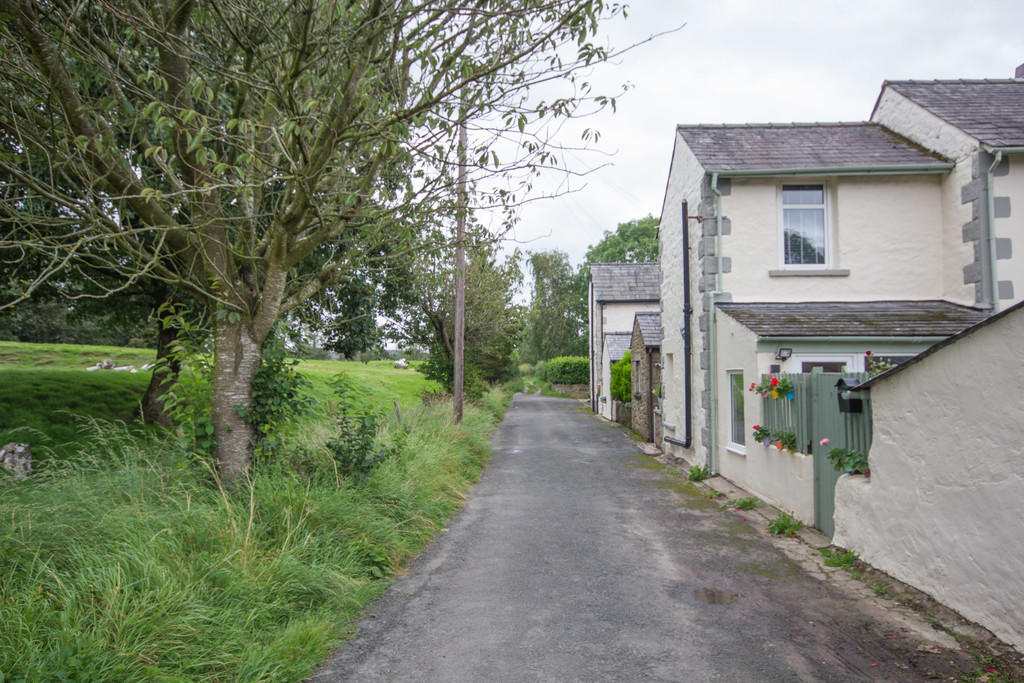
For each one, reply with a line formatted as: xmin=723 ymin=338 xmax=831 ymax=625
xmin=664 ymin=201 xmax=693 ymax=448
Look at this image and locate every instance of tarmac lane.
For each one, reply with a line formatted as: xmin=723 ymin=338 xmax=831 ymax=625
xmin=312 ymin=392 xmax=978 ymax=682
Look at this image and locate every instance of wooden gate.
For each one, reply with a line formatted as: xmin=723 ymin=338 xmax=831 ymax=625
xmin=761 ymin=372 xmax=872 ymax=535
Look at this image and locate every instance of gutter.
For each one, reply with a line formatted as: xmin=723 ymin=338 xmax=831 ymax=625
xmin=755 ymin=335 xmax=948 ymax=344
xmin=710 ymin=163 xmax=952 ymax=178
xmin=980 ymin=146 xmax=1024 ymax=313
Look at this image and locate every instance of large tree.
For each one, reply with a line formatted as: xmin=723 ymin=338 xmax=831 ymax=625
xmin=388 ymin=229 xmax=523 ymax=399
xmin=521 ymin=249 xmax=586 ymax=363
xmin=582 ymin=214 xmax=659 ymax=265
xmin=0 ymin=0 xmax=627 ymax=483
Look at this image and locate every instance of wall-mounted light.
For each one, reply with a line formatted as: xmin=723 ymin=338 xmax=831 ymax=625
xmin=775 ymin=347 xmax=793 ymax=361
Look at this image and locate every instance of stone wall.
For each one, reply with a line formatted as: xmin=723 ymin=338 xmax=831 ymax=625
xmin=550 ymin=383 xmax=588 ymax=399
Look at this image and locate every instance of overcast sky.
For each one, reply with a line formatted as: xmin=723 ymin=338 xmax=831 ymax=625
xmin=499 ymin=0 xmax=1024 ymax=267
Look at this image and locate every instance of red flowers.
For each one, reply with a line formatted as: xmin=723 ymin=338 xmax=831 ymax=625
xmin=865 ymin=350 xmax=873 ymax=356
xmin=770 ymin=377 xmax=779 ymax=387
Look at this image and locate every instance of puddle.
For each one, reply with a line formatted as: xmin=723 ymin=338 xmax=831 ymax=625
xmin=693 ymin=588 xmax=739 ymax=605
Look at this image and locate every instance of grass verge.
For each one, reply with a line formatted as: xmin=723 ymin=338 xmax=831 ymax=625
xmin=0 ymin=343 xmax=514 ymax=682
xmin=0 ymin=400 xmax=500 ymax=681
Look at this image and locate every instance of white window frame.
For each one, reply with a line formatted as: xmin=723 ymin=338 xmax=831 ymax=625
xmin=778 ymin=184 xmax=832 ymax=269
xmin=791 ymin=354 xmax=863 ymax=374
xmin=727 ymin=370 xmax=746 ymax=454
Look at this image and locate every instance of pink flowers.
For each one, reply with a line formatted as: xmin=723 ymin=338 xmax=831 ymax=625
xmin=819 ymin=438 xmax=830 ymax=446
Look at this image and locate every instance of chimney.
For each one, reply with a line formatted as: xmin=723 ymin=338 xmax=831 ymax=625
xmin=1016 ymin=63 xmax=1024 ymax=79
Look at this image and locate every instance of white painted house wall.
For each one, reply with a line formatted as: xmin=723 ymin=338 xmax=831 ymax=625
xmin=715 ymin=312 xmax=816 ymax=522
xmin=720 ymin=176 xmax=946 ymax=302
xmin=871 ymin=86 xmax=994 ymax=308
xmin=993 ymin=153 xmax=1024 ymax=307
xmin=658 ymin=137 xmax=709 ymax=465
xmin=833 ymin=305 xmax=1024 ymax=652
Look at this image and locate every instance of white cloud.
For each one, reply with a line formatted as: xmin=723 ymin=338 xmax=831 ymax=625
xmin=496 ymin=0 xmax=1024 ymax=267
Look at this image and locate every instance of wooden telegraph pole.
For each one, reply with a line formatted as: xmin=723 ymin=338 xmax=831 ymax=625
xmin=453 ymin=111 xmax=467 ymax=423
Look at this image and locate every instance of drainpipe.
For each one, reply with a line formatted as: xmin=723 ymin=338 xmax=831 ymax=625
xmin=986 ymin=149 xmax=1004 ymax=314
xmin=681 ymin=200 xmax=693 ymax=448
xmin=665 ymin=201 xmax=694 ymax=449
xmin=589 ymin=278 xmax=596 ymax=411
xmin=708 ymin=172 xmax=724 ymax=475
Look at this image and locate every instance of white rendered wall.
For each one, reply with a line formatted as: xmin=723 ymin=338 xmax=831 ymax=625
xmin=833 ymin=307 xmax=1024 ymax=652
xmin=658 ymin=135 xmax=708 ymax=464
xmin=603 ymin=302 xmax=659 ymax=332
xmin=939 ymin=160 xmax=978 ymax=305
xmin=721 ymin=176 xmax=945 ymax=302
xmin=872 ymin=87 xmax=980 ymax=306
xmin=716 ymin=312 xmax=815 ymax=522
xmin=993 ymin=153 xmax=1024 ymax=309
xmin=872 ymin=88 xmax=978 ymax=161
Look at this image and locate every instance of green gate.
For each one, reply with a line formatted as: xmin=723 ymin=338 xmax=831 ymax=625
xmin=761 ymin=372 xmax=872 ymax=536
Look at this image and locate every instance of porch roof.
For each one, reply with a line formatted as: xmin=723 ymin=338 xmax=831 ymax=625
xmin=716 ymin=300 xmax=988 ymax=337
xmin=605 ymin=332 xmax=632 ymax=362
xmin=635 ymin=312 xmax=662 ymax=348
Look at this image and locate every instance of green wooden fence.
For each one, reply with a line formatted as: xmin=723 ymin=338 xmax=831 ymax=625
xmin=759 ymin=372 xmax=872 ymax=535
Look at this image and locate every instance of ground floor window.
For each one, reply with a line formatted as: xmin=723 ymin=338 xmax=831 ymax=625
xmin=728 ymin=370 xmax=745 ymax=449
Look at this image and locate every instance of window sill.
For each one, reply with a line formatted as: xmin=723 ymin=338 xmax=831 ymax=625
xmin=769 ymin=269 xmax=849 ymax=277
xmin=726 ymin=445 xmax=746 ymax=457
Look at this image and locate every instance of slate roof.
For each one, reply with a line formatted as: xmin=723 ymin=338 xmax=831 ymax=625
xmin=676 ymin=123 xmax=950 ymax=172
xmin=716 ymin=301 xmax=988 ymax=337
xmin=855 ymin=299 xmax=1024 ymax=389
xmin=881 ymin=80 xmax=1024 ymax=148
xmin=635 ymin=312 xmax=662 ymax=348
xmin=605 ymin=332 xmax=632 ymax=362
xmin=590 ymin=263 xmax=660 ymax=303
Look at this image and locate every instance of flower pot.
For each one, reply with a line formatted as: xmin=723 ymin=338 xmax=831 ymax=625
xmin=762 ymin=438 xmax=771 ymax=447
xmin=786 ymin=391 xmax=794 ymax=400
xmin=774 ymin=440 xmax=783 ymax=449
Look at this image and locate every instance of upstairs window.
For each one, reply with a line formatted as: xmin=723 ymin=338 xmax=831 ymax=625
xmin=780 ymin=184 xmax=828 ymax=266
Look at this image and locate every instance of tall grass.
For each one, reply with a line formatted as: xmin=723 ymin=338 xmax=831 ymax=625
xmin=0 ymin=399 xmax=501 ymax=681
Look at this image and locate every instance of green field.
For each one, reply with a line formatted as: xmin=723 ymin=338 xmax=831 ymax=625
xmin=0 ymin=341 xmax=442 ymax=465
xmin=0 ymin=341 xmax=507 ymax=681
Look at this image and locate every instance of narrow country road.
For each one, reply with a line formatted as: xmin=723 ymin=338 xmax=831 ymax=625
xmin=313 ymin=393 xmax=975 ymax=682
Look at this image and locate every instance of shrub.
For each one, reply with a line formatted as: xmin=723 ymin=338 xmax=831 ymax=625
xmin=518 ymin=363 xmax=533 ymax=377
xmin=326 ymin=373 xmax=405 ymax=481
xmin=609 ymin=350 xmax=631 ymax=402
xmin=544 ymin=355 xmax=588 ymax=384
xmin=533 ymin=360 xmax=547 ymax=381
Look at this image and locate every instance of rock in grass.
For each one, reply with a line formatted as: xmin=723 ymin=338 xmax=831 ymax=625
xmin=1 ymin=442 xmax=31 ymax=479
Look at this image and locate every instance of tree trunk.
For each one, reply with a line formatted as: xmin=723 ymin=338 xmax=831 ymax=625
xmin=140 ymin=316 xmax=181 ymax=427
xmin=210 ymin=317 xmax=263 ymax=486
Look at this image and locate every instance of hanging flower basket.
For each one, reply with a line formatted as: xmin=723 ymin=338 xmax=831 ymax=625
xmin=749 ymin=375 xmax=794 ymax=400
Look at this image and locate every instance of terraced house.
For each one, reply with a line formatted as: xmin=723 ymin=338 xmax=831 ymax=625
xmin=656 ymin=77 xmax=1024 ymax=517
xmin=587 ymin=263 xmax=660 ymax=422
